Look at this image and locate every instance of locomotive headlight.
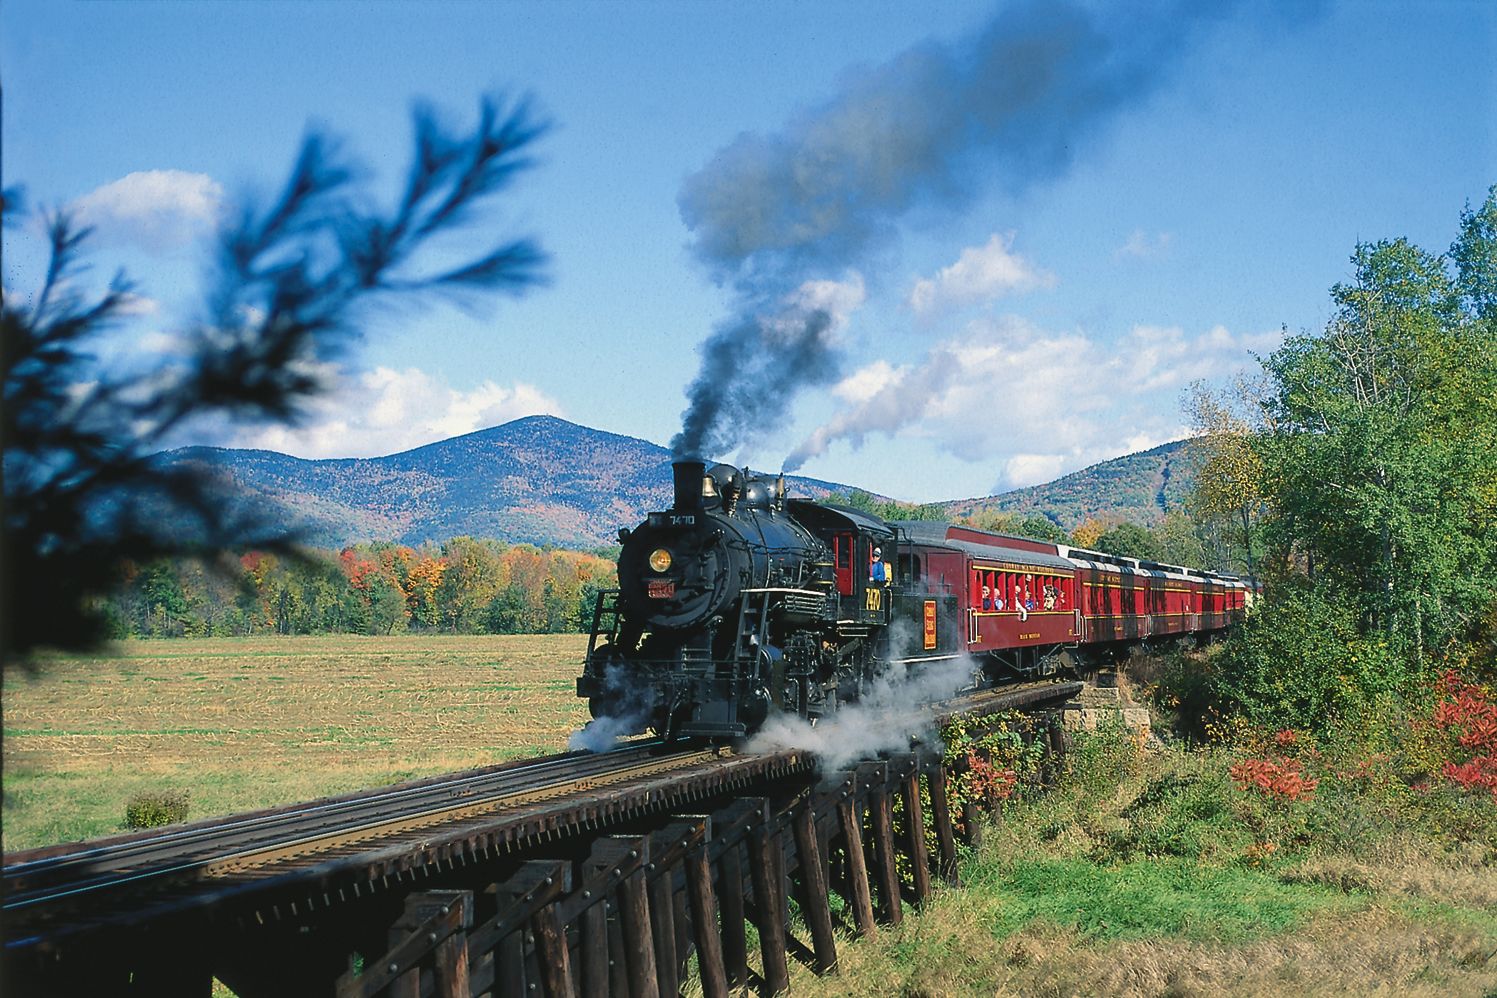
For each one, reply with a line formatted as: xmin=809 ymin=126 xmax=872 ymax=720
xmin=648 ymin=548 xmax=673 ymax=573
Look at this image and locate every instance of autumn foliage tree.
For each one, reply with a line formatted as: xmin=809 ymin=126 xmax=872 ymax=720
xmin=1185 ymin=378 xmax=1268 ymax=581
xmin=1069 ymin=517 xmax=1107 ymax=550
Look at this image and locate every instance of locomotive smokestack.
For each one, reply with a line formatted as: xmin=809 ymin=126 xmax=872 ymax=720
xmin=672 ymin=459 xmax=707 ymax=512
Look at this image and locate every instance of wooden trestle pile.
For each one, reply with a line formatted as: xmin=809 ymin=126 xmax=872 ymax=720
xmin=340 ymin=718 xmax=1069 ymax=998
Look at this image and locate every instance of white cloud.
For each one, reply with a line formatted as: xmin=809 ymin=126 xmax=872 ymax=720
xmin=71 ymin=170 xmax=225 ymax=252
xmin=784 ymin=271 xmax=867 ymax=329
xmin=1003 ymin=453 xmax=1067 ymax=488
xmin=230 ymin=366 xmax=563 ymax=459
xmin=1114 ymin=229 xmax=1173 ymax=261
xmin=787 ymin=316 xmax=1278 ymax=490
xmin=908 ymin=233 xmax=1056 ymax=314
xmin=832 ymin=359 xmax=899 ymax=404
xmin=1122 ymin=323 xmax=1283 ymax=392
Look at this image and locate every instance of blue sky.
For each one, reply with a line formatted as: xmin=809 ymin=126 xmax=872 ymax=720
xmin=4 ymin=0 xmax=1493 ymax=502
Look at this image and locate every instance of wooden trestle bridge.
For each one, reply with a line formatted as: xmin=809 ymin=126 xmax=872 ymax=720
xmin=2 ymin=681 xmax=1081 ymax=997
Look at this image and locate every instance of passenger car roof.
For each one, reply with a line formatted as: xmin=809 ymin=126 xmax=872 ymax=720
xmin=892 ymin=521 xmax=1075 ymax=571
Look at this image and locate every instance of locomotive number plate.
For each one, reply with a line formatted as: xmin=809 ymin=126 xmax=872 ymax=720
xmin=648 ymin=513 xmax=697 ymax=528
xmin=647 ymin=581 xmax=676 ymax=599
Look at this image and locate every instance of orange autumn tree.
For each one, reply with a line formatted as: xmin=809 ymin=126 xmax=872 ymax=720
xmin=405 ymin=551 xmax=448 ymax=629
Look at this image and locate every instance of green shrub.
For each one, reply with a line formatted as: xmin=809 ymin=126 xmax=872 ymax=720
xmin=124 ymin=789 xmax=190 ymax=829
xmin=1064 ymin=712 xmax=1145 ymax=797
xmin=1102 ymin=764 xmax=1251 ymax=863
xmin=1148 ymin=646 xmax=1224 ymax=741
xmin=1210 ymin=577 xmax=1414 ymax=733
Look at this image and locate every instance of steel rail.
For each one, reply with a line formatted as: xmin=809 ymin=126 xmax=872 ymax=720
xmin=6 ymin=742 xmax=652 ymax=873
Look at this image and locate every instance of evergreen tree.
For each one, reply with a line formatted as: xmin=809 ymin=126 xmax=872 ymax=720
xmin=2 ymin=95 xmax=548 ymax=666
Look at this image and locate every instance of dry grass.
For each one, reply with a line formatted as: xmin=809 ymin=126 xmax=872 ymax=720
xmin=1279 ymin=844 xmax=1497 ymax=911
xmin=789 ymin=887 xmax=1497 ymax=998
xmin=781 ymin=710 xmax=1497 ymax=998
xmin=1000 ymin=904 xmax=1497 ymax=997
xmin=2 ymin=634 xmax=591 ymax=852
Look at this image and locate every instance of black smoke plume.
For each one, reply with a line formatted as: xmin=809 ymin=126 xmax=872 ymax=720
xmin=671 ymin=0 xmax=1312 ymax=465
xmin=671 ymin=301 xmax=837 ymax=459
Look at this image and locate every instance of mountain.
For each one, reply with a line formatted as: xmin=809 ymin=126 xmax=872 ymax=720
xmin=941 ymin=439 xmax=1203 ymax=531
xmin=160 ymin=418 xmax=1203 ymax=549
xmin=160 ymin=416 xmax=852 ymax=550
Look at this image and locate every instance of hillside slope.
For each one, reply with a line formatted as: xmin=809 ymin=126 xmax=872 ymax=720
xmin=161 ymin=416 xmax=850 ymax=549
xmin=941 ymin=439 xmax=1202 ymax=531
xmin=162 ymin=418 xmax=1202 ymax=548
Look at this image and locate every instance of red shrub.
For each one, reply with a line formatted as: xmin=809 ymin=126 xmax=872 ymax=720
xmin=965 ymin=751 xmax=1018 ymax=802
xmin=1230 ymin=756 xmax=1319 ymax=801
xmin=1432 ymin=671 xmax=1497 ymax=799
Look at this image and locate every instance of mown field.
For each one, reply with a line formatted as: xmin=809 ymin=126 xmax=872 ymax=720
xmin=2 ymin=634 xmax=591 ymax=851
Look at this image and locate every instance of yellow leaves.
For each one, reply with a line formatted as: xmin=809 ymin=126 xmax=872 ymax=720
xmin=1192 ymin=434 xmax=1266 ymax=519
xmin=1070 ymin=517 xmax=1106 ymax=550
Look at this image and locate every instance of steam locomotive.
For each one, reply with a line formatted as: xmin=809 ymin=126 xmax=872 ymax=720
xmin=577 ymin=460 xmax=1249 ymax=740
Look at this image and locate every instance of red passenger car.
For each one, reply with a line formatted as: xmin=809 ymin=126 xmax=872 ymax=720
xmin=889 ymin=522 xmax=1247 ymax=679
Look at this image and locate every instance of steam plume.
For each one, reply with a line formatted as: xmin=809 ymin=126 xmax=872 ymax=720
xmin=671 ymin=297 xmax=839 ymax=459
xmin=744 ymin=655 xmax=980 ymax=772
xmin=782 ymin=346 xmax=961 ymax=473
xmin=568 ymin=713 xmax=645 ymax=753
xmin=569 ymin=657 xmax=653 ymax=753
xmin=673 ymin=0 xmax=1301 ymax=463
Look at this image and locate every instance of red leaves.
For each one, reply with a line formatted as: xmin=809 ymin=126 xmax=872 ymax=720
xmin=1230 ymin=726 xmax=1319 ymax=803
xmin=965 ymin=750 xmax=1018 ymax=802
xmin=1431 ymin=670 xmax=1497 ymax=800
xmin=1432 ymin=671 xmax=1497 ymax=750
xmin=1229 ymin=755 xmax=1319 ymax=801
xmin=1442 ymin=757 xmax=1497 ymax=796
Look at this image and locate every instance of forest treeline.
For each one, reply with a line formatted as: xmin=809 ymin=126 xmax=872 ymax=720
xmin=109 ymin=505 xmax=1219 ymax=641
xmin=106 ymin=540 xmax=618 ymax=638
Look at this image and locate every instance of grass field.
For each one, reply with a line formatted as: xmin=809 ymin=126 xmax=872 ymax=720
xmin=2 ymin=634 xmax=591 ymax=852
xmin=785 ymin=714 xmax=1497 ymax=997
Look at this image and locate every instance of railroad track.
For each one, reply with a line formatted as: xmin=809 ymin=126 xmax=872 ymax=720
xmin=2 ymin=739 xmax=712 ymax=914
